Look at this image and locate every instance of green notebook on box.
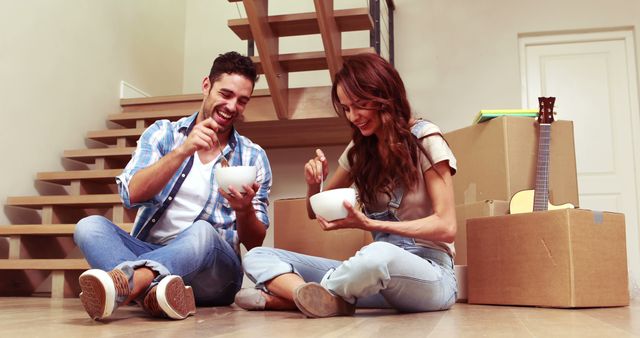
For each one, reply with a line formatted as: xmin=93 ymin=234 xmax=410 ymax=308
xmin=473 ymin=109 xmax=538 ymax=124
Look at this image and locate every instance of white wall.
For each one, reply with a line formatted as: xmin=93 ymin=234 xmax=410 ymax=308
xmin=394 ymin=0 xmax=640 ymax=132
xmin=0 ymin=0 xmax=186 ymax=226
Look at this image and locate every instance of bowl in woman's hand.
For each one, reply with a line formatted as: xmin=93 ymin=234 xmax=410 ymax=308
xmin=309 ymin=188 xmax=357 ymax=221
xmin=215 ymin=166 xmax=257 ymax=193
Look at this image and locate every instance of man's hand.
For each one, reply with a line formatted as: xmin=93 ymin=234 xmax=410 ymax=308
xmin=177 ymin=117 xmax=221 ymax=157
xmin=219 ymin=181 xmax=259 ymax=212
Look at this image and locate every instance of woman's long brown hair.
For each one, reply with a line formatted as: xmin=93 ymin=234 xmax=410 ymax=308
xmin=331 ymin=53 xmax=426 ymax=206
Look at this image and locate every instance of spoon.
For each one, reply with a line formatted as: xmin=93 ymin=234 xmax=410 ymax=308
xmin=216 ymin=137 xmax=229 ymax=167
xmin=207 ymin=116 xmax=229 ymax=167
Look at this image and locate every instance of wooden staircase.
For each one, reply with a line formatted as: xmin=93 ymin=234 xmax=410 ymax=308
xmin=1 ymin=0 xmax=380 ymax=298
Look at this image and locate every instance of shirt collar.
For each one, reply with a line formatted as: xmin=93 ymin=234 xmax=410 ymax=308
xmin=177 ymin=112 xmax=199 ymax=134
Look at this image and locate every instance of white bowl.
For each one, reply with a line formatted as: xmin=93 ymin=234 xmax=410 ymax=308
xmin=214 ymin=166 xmax=257 ymax=193
xmin=309 ymin=188 xmax=357 ymax=221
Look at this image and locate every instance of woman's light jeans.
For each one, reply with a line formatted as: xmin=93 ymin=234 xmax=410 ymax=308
xmin=242 ymin=204 xmax=457 ymax=312
xmin=74 ymin=215 xmax=243 ymax=306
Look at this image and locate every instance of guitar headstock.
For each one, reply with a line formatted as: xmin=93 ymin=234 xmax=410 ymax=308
xmin=538 ymin=97 xmax=556 ymax=124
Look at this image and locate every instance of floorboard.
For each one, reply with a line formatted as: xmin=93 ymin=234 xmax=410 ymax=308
xmin=0 ymin=297 xmax=638 ymax=337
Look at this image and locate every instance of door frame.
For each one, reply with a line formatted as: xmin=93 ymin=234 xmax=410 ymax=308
xmin=518 ymin=27 xmax=640 ymax=294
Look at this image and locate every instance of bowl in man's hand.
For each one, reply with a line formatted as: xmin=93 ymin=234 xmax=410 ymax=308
xmin=215 ymin=166 xmax=257 ymax=193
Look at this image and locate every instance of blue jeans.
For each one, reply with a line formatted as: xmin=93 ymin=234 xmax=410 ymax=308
xmin=243 ymin=192 xmax=457 ymax=312
xmin=74 ymin=215 xmax=242 ymax=306
xmin=243 ymin=242 xmax=457 ymax=312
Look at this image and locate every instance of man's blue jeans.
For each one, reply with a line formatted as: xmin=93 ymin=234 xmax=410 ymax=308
xmin=74 ymin=215 xmax=242 ymax=306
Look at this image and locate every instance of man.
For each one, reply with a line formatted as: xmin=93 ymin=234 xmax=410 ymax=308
xmin=74 ymin=51 xmax=271 ymax=320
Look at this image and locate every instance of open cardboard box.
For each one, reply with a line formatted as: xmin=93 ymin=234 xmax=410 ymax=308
xmin=467 ymin=208 xmax=629 ymax=308
xmin=444 ymin=116 xmax=579 ymax=206
xmin=455 ymin=200 xmax=510 ymax=265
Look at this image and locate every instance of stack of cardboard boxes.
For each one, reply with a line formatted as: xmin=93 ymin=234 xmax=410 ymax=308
xmin=445 ymin=116 xmax=628 ymax=307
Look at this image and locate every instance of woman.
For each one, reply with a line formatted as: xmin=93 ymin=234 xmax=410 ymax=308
xmin=235 ymin=53 xmax=458 ymax=318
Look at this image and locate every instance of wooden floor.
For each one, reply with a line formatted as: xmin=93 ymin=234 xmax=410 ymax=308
xmin=1 ymin=297 xmax=639 ymax=337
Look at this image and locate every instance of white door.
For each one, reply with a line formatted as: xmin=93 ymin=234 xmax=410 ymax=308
xmin=520 ymin=29 xmax=640 ymax=297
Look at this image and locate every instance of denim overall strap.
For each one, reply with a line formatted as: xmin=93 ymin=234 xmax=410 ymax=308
xmin=368 ymin=186 xmax=417 ymax=248
xmin=363 ymin=186 xmax=404 ymax=217
xmin=366 ymin=183 xmax=453 ymax=269
xmin=387 ymin=186 xmax=404 ymax=214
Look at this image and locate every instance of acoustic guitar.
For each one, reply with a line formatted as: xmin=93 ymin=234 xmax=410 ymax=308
xmin=509 ymin=97 xmax=575 ymax=214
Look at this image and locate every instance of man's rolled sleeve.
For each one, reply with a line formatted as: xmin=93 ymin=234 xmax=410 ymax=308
xmin=252 ymin=149 xmax=272 ymax=228
xmin=116 ymin=121 xmax=172 ymax=208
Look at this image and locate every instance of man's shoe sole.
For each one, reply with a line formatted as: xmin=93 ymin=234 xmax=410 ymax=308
xmin=293 ymin=282 xmax=355 ymax=318
xmin=156 ymin=276 xmax=196 ymax=320
xmin=79 ymin=269 xmax=116 ymax=320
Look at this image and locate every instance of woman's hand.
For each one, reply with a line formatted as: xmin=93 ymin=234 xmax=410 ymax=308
xmin=304 ymin=148 xmax=328 ymax=187
xmin=316 ymin=200 xmax=372 ymax=231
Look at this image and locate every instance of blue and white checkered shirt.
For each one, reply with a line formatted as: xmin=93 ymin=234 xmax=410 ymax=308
xmin=116 ymin=112 xmax=272 ymax=255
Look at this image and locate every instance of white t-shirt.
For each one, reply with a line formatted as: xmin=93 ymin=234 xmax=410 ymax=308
xmin=147 ymin=151 xmax=215 ymax=244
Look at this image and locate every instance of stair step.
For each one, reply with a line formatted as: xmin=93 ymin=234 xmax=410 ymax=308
xmin=87 ymin=129 xmax=145 ymax=145
xmin=63 ymin=147 xmax=134 ymax=164
xmin=93 ymin=115 xmax=350 ymax=150
xmin=87 ymin=129 xmax=146 ymax=145
xmin=109 ymin=111 xmax=192 ymax=128
xmin=118 ymin=90 xmax=270 ymax=114
xmin=0 ymin=223 xmax=133 ymax=236
xmin=228 ymin=8 xmax=372 ymax=40
xmin=0 ymin=259 xmax=89 ymax=270
xmin=252 ymin=47 xmax=375 ymax=74
xmin=6 ymin=194 xmax=121 ymax=209
xmin=237 ymin=117 xmax=350 ymax=148
xmin=37 ymin=169 xmax=121 ymax=185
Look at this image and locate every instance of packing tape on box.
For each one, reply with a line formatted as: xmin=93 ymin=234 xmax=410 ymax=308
xmin=593 ymin=210 xmax=604 ymax=224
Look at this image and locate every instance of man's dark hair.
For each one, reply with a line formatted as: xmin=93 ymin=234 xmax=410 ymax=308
xmin=209 ymin=51 xmax=258 ymax=87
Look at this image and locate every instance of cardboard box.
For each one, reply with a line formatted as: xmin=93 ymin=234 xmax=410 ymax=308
xmin=274 ymin=198 xmax=372 ymax=261
xmin=444 ymin=116 xmax=579 ymax=206
xmin=455 ymin=265 xmax=467 ymax=302
xmin=455 ymin=200 xmax=510 ymax=265
xmin=467 ymin=209 xmax=629 ymax=308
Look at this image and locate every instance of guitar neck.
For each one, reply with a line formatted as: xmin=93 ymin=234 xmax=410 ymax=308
xmin=533 ymin=123 xmax=551 ymax=211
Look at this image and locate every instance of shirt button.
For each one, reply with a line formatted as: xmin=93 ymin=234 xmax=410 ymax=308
xmin=151 ymin=219 xmax=156 ymax=223
xmin=181 ymin=174 xmax=186 ymax=178
xmin=168 ymin=197 xmax=173 ymax=201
